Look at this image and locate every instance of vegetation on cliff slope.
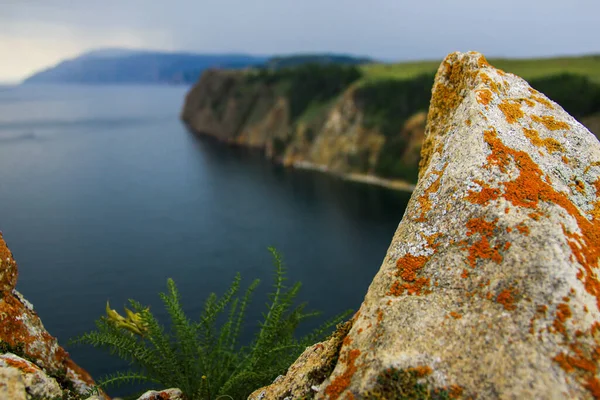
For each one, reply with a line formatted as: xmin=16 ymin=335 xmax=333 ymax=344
xmin=360 ymin=54 xmax=600 ymax=83
xmin=72 ymin=248 xmax=351 ymax=400
xmin=247 ymin=63 xmax=362 ymax=120
xmin=183 ymin=54 xmax=600 ymax=189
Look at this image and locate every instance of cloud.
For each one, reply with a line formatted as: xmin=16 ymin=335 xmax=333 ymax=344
xmin=0 ymin=20 xmax=175 ymax=82
xmin=0 ymin=0 xmax=599 ymax=81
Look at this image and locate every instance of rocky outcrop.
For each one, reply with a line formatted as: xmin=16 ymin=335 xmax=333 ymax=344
xmin=0 ymin=233 xmax=105 ymax=399
xmin=181 ymin=69 xmax=424 ymax=191
xmin=250 ymin=51 xmax=600 ymax=399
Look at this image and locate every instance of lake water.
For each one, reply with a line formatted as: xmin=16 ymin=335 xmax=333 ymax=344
xmin=0 ymin=84 xmax=411 ymax=396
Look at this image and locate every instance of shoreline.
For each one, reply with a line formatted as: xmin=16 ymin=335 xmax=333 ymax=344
xmin=185 ymin=129 xmax=417 ymax=193
xmin=291 ymin=160 xmax=416 ymax=192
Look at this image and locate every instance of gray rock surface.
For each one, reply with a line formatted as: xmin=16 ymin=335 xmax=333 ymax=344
xmin=0 ymin=353 xmax=63 ymax=399
xmin=0 ymin=366 xmax=26 ymax=400
xmin=250 ymin=51 xmax=600 ymax=399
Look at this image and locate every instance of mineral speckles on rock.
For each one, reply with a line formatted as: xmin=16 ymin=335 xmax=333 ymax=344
xmin=0 ymin=234 xmax=17 ymax=293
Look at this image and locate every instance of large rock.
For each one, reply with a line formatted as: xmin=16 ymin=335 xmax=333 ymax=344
xmin=0 ymin=233 xmax=106 ymax=399
xmin=0 ymin=353 xmax=63 ymax=399
xmin=251 ymin=51 xmax=600 ymax=399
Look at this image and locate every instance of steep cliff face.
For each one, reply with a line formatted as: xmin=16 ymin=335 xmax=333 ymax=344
xmin=181 ymin=68 xmax=426 ymax=189
xmin=249 ymin=52 xmax=600 ymax=399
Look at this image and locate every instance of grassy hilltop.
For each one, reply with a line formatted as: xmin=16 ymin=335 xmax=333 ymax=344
xmin=361 ymin=54 xmax=600 ymax=83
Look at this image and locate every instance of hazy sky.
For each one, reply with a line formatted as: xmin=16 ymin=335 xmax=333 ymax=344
xmin=1 ymin=0 xmax=599 ymax=82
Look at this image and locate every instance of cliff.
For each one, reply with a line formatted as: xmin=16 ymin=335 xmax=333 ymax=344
xmin=249 ymin=52 xmax=600 ymax=399
xmin=181 ymin=66 xmax=430 ymax=190
xmin=181 ymin=60 xmax=600 ymax=192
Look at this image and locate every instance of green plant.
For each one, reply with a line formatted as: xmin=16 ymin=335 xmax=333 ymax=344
xmin=71 ymin=247 xmax=352 ymax=400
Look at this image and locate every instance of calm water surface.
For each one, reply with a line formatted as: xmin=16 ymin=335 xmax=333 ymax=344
xmin=0 ymin=84 xmax=410 ymax=396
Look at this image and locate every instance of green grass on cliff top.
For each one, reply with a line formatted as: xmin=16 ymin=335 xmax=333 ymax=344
xmin=361 ymin=54 xmax=600 ymax=84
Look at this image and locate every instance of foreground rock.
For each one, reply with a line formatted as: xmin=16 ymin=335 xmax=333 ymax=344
xmin=0 ymin=233 xmax=105 ymax=399
xmin=252 ymin=51 xmax=600 ymax=399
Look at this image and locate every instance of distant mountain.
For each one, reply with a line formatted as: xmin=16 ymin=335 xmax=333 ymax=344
xmin=264 ymin=54 xmax=373 ymax=70
xmin=23 ymin=49 xmax=269 ymax=85
xmin=23 ymin=49 xmax=376 ymax=85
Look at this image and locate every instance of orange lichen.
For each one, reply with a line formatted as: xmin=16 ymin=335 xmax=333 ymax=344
xmin=462 ymin=217 xmax=503 ymax=268
xmin=448 ymin=385 xmax=464 ymax=399
xmin=531 ymin=115 xmax=570 ymax=131
xmin=530 ymin=92 xmax=555 ymax=109
xmin=466 ymin=180 xmax=501 ymax=205
xmin=408 ymin=365 xmax=433 ymax=377
xmin=496 ymin=288 xmax=517 ymax=311
xmin=469 ymin=124 xmax=600 ymax=397
xmin=476 ymin=89 xmax=493 ymax=105
xmin=466 ymin=119 xmax=471 ymax=126
xmin=449 ymin=312 xmax=462 ymax=319
xmin=480 ymin=72 xmax=500 ymax=94
xmin=498 ymin=100 xmax=524 ymax=124
xmin=522 ymin=127 xmax=565 ymax=153
xmin=477 ymin=55 xmax=490 ymax=68
xmin=324 ymin=349 xmax=361 ymax=400
xmin=554 ymin=352 xmax=597 ymax=374
xmin=553 ymin=303 xmax=573 ymax=338
xmin=0 ymin=235 xmax=17 ymax=291
xmin=585 ymin=378 xmax=600 ymax=399
xmin=521 ymin=98 xmax=535 ymax=107
xmin=2 ymin=356 xmax=38 ymax=374
xmin=421 ymin=53 xmax=478 ymax=175
xmin=416 ymin=164 xmax=447 ymax=221
xmin=467 ymin=126 xmax=600 ymax=314
xmin=388 ymin=254 xmax=431 ymax=296
xmin=562 ymin=156 xmax=570 ymax=164
xmin=585 ymin=161 xmax=600 ymax=175
xmin=516 ymin=223 xmax=530 ymax=236
xmin=574 ymin=179 xmax=586 ymax=194
xmin=528 ymin=211 xmax=543 ymax=221
xmin=461 ymin=269 xmax=469 ymax=279
xmin=343 ymin=335 xmax=353 ymax=346
xmin=424 ymin=232 xmax=444 ymax=251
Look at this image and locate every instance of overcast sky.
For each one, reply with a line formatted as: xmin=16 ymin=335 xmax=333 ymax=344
xmin=1 ymin=0 xmax=599 ymax=82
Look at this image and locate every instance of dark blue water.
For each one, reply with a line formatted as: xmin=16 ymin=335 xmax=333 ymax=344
xmin=0 ymin=84 xmax=410 ymax=396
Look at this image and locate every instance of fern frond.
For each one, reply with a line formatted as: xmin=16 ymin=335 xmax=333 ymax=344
xmin=231 ymin=278 xmax=260 ymax=352
xmin=95 ymin=369 xmax=155 ymax=389
xmin=158 ymin=279 xmax=202 ymax=392
xmin=72 ymin=246 xmax=352 ymax=400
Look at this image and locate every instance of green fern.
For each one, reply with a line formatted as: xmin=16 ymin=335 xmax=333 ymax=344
xmin=71 ymin=247 xmax=352 ymax=400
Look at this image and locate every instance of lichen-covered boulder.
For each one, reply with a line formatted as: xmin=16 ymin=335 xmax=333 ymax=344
xmin=0 ymin=353 xmax=63 ymax=399
xmin=301 ymin=51 xmax=600 ymax=399
xmin=0 ymin=233 xmax=105 ymax=399
xmin=248 ymin=322 xmax=352 ymax=400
